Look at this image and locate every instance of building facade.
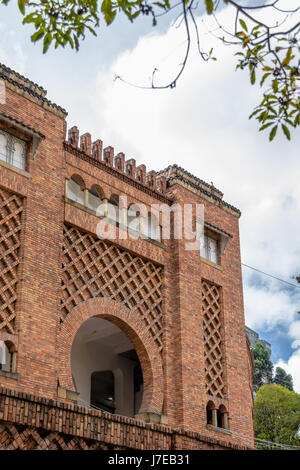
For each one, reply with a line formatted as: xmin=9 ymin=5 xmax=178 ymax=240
xmin=245 ymin=326 xmax=271 ymax=356
xmin=0 ymin=63 xmax=254 ymax=450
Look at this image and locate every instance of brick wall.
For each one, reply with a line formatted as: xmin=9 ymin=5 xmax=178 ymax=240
xmin=0 ymin=64 xmax=254 ymax=450
xmin=0 ymin=387 xmax=252 ymax=450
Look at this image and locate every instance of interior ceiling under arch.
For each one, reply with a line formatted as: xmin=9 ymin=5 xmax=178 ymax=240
xmin=74 ymin=317 xmax=134 ymax=356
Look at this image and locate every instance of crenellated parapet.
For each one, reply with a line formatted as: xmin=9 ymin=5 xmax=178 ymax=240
xmin=65 ymin=126 xmax=167 ymax=195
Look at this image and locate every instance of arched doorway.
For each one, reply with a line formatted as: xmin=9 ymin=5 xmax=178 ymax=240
xmin=71 ymin=317 xmax=143 ymax=417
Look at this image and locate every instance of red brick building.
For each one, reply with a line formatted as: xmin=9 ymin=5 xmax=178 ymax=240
xmin=0 ymin=63 xmax=254 ymax=450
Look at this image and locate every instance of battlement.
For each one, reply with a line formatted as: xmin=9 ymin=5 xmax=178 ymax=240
xmin=66 ymin=126 xmax=167 ymax=195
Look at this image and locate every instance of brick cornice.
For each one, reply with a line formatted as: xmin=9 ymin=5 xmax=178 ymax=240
xmin=0 ymin=62 xmax=67 ymax=118
xmin=64 ymin=142 xmax=173 ymax=204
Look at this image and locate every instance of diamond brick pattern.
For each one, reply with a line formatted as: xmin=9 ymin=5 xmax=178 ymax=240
xmin=61 ymin=224 xmax=163 ymax=352
xmin=0 ymin=422 xmax=121 ymax=450
xmin=202 ymin=280 xmax=225 ymax=398
xmin=0 ymin=188 xmax=23 ymax=334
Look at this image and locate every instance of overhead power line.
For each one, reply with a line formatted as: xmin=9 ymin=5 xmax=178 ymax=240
xmin=242 ymin=263 xmax=300 ymax=290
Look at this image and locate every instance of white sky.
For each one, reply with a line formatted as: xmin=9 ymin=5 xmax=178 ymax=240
xmin=0 ymin=1 xmax=299 ymax=392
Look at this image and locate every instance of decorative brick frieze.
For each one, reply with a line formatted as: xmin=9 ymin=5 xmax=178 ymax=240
xmin=0 ymin=387 xmax=252 ymax=450
xmin=61 ymin=224 xmax=164 ymax=353
xmin=0 ymin=188 xmax=23 ymax=334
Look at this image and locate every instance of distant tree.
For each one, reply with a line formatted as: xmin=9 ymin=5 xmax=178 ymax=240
xmin=253 ymin=343 xmax=273 ymax=393
xmin=254 ymin=384 xmax=300 ymax=448
xmin=274 ymin=366 xmax=294 ymax=391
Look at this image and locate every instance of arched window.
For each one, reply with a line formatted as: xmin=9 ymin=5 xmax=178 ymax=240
xmin=91 ymin=370 xmax=115 ymax=413
xmin=218 ymin=405 xmax=229 ymax=429
xmin=0 ymin=340 xmax=16 ymax=373
xmin=143 ymin=213 xmax=161 ymax=241
xmin=88 ymin=186 xmax=102 ymax=212
xmin=107 ymin=196 xmax=119 ymax=223
xmin=0 ymin=130 xmax=27 ymax=170
xmin=206 ymin=401 xmax=215 ymax=426
xmin=13 ymin=139 xmax=27 ymax=170
xmin=67 ymin=176 xmax=85 ymax=205
xmin=127 ymin=204 xmax=140 ymax=233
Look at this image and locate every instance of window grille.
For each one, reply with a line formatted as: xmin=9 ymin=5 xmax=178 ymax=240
xmin=0 ymin=129 xmax=27 ymax=170
xmin=202 ymin=234 xmax=219 ymax=264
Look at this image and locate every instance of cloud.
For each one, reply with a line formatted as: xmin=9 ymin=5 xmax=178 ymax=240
xmin=244 ymin=286 xmax=300 ymax=331
xmin=275 ymin=347 xmax=300 ymax=393
xmin=0 ymin=27 xmax=27 ymax=74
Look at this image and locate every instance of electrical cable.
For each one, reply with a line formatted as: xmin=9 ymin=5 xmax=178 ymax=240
xmin=242 ymin=263 xmax=300 ymax=290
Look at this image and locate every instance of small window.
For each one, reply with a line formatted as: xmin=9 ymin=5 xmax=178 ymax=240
xmin=202 ymin=234 xmax=219 ymax=264
xmin=0 ymin=129 xmax=27 ymax=170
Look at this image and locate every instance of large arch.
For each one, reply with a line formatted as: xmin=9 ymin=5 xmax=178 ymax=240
xmin=57 ymin=297 xmax=163 ymax=414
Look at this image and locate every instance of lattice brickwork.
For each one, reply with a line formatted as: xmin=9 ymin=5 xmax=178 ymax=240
xmin=61 ymin=225 xmax=163 ymax=352
xmin=0 ymin=188 xmax=23 ymax=334
xmin=202 ymin=280 xmax=225 ymax=398
xmin=0 ymin=422 xmax=122 ymax=450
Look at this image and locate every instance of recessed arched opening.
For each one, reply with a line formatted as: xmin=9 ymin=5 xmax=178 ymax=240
xmin=206 ymin=400 xmax=215 ymax=426
xmin=218 ymin=404 xmax=229 ymax=429
xmin=143 ymin=212 xmax=161 ymax=241
xmin=67 ymin=175 xmax=85 ymax=205
xmin=88 ymin=185 xmax=103 ymax=212
xmin=0 ymin=340 xmax=17 ymax=373
xmin=107 ymin=195 xmax=119 ymax=223
xmin=71 ymin=317 xmax=144 ymax=417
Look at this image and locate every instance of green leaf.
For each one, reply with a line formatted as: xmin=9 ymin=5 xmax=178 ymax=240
xmin=22 ymin=12 xmax=36 ymax=24
xmin=205 ymin=0 xmax=214 ymax=14
xmin=259 ymin=122 xmax=273 ymax=131
xmin=269 ymin=125 xmax=278 ymax=141
xmin=260 ymin=73 xmax=271 ymax=87
xmin=31 ymin=29 xmax=45 ymax=43
xmin=251 ymin=68 xmax=256 ymax=85
xmin=239 ymin=19 xmax=248 ymax=32
xmin=18 ymin=0 xmax=27 ymax=15
xmin=281 ymin=124 xmax=291 ymax=140
xmin=101 ymin=0 xmax=117 ymax=25
xmin=294 ymin=113 xmax=300 ymax=126
xmin=272 ymin=79 xmax=278 ymax=93
xmin=42 ymin=32 xmax=52 ymax=54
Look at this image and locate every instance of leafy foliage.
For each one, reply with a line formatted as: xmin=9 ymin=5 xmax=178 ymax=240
xmin=254 ymin=384 xmax=300 ymax=448
xmin=274 ymin=366 xmax=294 ymax=391
xmin=253 ymin=343 xmax=273 ymax=393
xmin=236 ymin=26 xmax=300 ymax=141
xmin=0 ymin=0 xmax=299 ymax=139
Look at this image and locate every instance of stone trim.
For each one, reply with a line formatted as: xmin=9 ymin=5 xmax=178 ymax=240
xmin=200 ymin=256 xmax=223 ymax=271
xmin=0 ymin=159 xmax=30 ymax=179
xmin=0 ymin=370 xmax=19 ymax=380
xmin=158 ymin=164 xmax=224 ymax=198
xmin=206 ymin=424 xmax=233 ymax=436
xmin=168 ymin=177 xmax=241 ymax=217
